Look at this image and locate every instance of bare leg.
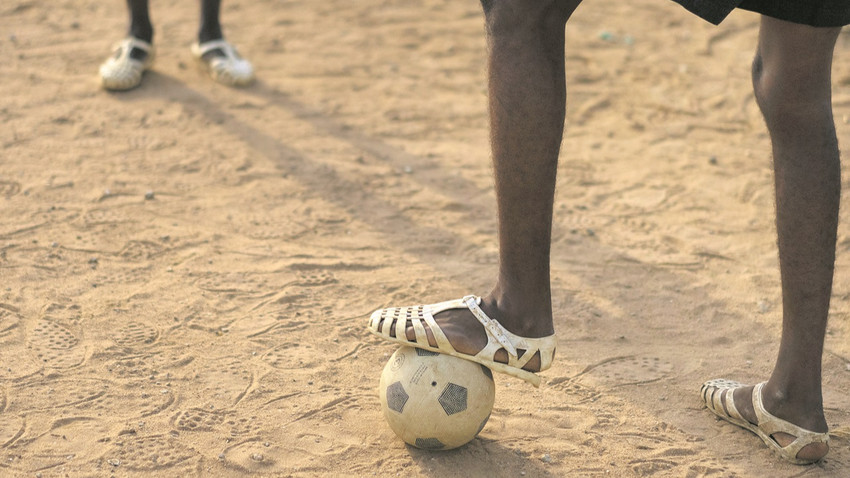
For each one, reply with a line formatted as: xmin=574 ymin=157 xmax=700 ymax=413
xmin=126 ymin=0 xmax=153 ymax=43
xmin=725 ymin=16 xmax=840 ymax=462
xmin=405 ymin=0 xmax=583 ymax=371
xmin=199 ymin=0 xmax=224 ymax=43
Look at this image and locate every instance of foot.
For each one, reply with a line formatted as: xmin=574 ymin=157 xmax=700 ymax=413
xmin=368 ymin=294 xmax=556 ymax=387
xmin=99 ymin=37 xmax=155 ymax=91
xmin=403 ymin=295 xmax=553 ymax=372
xmin=191 ymin=39 xmax=254 ymax=87
xmin=701 ymin=380 xmax=829 ymax=464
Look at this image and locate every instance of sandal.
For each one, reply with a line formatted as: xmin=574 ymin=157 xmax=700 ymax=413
xmin=99 ymin=37 xmax=155 ymax=91
xmin=191 ymin=39 xmax=254 ymax=86
xmin=701 ymin=380 xmax=830 ymax=464
xmin=368 ymin=295 xmax=556 ymax=387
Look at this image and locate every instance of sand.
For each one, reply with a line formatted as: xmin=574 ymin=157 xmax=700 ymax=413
xmin=2 ymin=0 xmax=850 ymax=476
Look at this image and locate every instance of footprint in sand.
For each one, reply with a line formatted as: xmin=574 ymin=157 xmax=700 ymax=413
xmin=556 ymin=207 xmax=610 ymax=232
xmin=628 ymin=458 xmax=679 ymax=476
xmin=103 ymin=435 xmax=196 ymax=472
xmin=293 ymin=270 xmax=337 ymax=287
xmin=113 ymin=321 xmax=160 ymax=347
xmin=577 ymin=355 xmax=674 ymax=388
xmin=617 ymin=215 xmax=660 ymax=235
xmin=118 ymin=239 xmax=167 ymax=262
xmin=74 ymin=383 xmax=176 ymax=419
xmin=192 ymin=356 xmax=254 ymax=408
xmin=26 ymin=305 xmax=86 ymax=369
xmin=548 ymin=378 xmax=604 ymax=404
xmin=107 ymin=350 xmax=194 ymax=380
xmin=172 ymin=407 xmax=228 ymax=432
xmin=226 ymin=415 xmax=262 ymax=437
xmin=262 ymin=343 xmax=321 ymax=370
xmin=172 ymin=408 xmax=262 ymax=443
xmin=591 ymin=410 xmax=622 ymax=430
xmin=76 ymin=205 xmax=140 ymax=228
xmin=92 ymin=264 xmax=154 ymax=287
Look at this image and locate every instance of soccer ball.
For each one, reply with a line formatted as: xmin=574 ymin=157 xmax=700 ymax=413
xmin=379 ymin=346 xmax=495 ymax=450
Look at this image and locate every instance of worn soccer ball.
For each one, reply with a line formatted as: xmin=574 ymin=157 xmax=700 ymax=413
xmin=379 ymin=346 xmax=495 ymax=450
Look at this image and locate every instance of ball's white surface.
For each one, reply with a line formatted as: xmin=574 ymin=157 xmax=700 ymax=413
xmin=379 ymin=346 xmax=495 ymax=450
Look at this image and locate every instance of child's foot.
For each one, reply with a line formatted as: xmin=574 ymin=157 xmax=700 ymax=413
xmin=191 ymin=39 xmax=254 ymax=86
xmin=701 ymin=380 xmax=829 ymax=464
xmin=99 ymin=37 xmax=155 ymax=91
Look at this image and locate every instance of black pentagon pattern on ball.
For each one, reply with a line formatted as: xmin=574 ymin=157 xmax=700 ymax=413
xmin=479 ymin=364 xmax=493 ymax=380
xmin=386 ymin=381 xmax=409 ymax=413
xmin=415 ymin=348 xmax=439 ymax=357
xmin=415 ymin=437 xmax=445 ymax=450
xmin=438 ymin=383 xmax=467 ymax=415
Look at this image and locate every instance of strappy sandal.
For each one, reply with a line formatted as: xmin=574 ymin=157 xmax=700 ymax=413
xmin=191 ymin=39 xmax=254 ymax=86
xmin=701 ymin=380 xmax=830 ymax=464
xmin=368 ymin=295 xmax=556 ymax=387
xmin=99 ymin=37 xmax=155 ymax=91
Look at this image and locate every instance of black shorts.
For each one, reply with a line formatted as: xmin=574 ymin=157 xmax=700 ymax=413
xmin=672 ymin=0 xmax=850 ymax=27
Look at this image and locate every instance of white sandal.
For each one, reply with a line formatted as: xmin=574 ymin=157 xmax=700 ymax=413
xmin=99 ymin=37 xmax=155 ymax=91
xmin=191 ymin=39 xmax=254 ymax=86
xmin=701 ymin=380 xmax=830 ymax=464
xmin=368 ymin=295 xmax=556 ymax=387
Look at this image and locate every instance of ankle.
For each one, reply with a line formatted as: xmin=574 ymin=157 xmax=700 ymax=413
xmin=129 ymin=25 xmax=153 ymax=44
xmin=481 ymin=290 xmax=554 ymax=338
xmin=198 ymin=27 xmax=223 ymax=44
xmin=761 ymin=382 xmax=827 ymax=432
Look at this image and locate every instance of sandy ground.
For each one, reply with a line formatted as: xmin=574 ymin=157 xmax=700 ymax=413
xmin=3 ymin=0 xmax=850 ymax=476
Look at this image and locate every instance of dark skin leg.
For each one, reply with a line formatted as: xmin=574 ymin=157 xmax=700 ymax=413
xmin=126 ymin=0 xmax=153 ymax=43
xmin=402 ymin=7 xmax=838 ymax=464
xmin=405 ymin=0 xmax=584 ymax=371
xmin=124 ymin=0 xmax=225 ymax=44
xmin=123 ymin=0 xmax=227 ymax=60
xmin=199 ymin=0 xmax=224 ymax=43
xmin=716 ymin=16 xmax=840 ymax=462
xmin=199 ymin=0 xmax=232 ymax=60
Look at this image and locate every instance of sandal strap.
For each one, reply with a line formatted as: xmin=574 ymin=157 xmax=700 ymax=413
xmin=194 ymin=39 xmax=238 ymax=59
xmin=118 ymin=37 xmax=153 ymax=55
xmin=718 ymin=383 xmax=746 ymax=422
xmin=751 ymin=383 xmax=829 ymax=455
xmin=463 ymin=295 xmax=518 ymax=358
xmin=368 ymin=297 xmax=556 ymax=385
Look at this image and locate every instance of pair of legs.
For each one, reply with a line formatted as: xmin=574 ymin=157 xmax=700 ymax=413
xmin=100 ymin=0 xmax=253 ymax=90
xmin=125 ymin=0 xmax=224 ymax=47
xmin=394 ymin=0 xmax=840 ymax=463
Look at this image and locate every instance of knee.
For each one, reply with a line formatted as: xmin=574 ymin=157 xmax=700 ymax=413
xmin=751 ymin=51 xmax=833 ymax=128
xmin=751 ymin=53 xmax=778 ymax=121
xmin=481 ymin=0 xmax=582 ymax=35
